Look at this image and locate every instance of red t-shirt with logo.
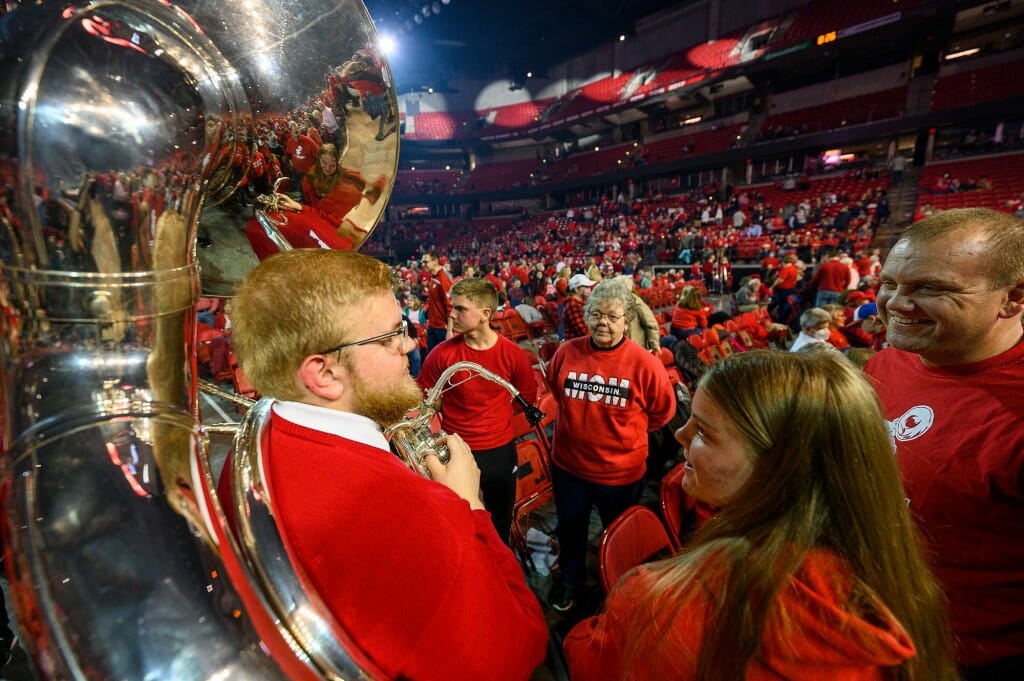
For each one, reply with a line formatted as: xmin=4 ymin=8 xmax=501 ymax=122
xmin=865 ymin=343 xmax=1024 ymax=666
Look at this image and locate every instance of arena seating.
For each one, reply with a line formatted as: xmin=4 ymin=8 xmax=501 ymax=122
xmin=461 ymin=158 xmax=543 ymax=193
xmin=544 ymin=143 xmax=637 ymax=183
xmin=629 ymin=56 xmax=707 ymax=100
xmin=549 ymin=73 xmax=635 ymax=123
xmin=395 ymin=169 xmax=463 ymax=195
xmin=644 ymin=124 xmax=745 ymax=165
xmin=931 ymin=59 xmax=1024 ymax=111
xmin=483 ymin=98 xmax=555 ymax=133
xmin=748 ymin=175 xmax=890 ymax=226
xmin=762 ymin=87 xmax=907 ymax=138
xmin=598 ymin=505 xmax=675 ymax=592
xmin=403 ymin=111 xmax=472 ymax=141
xmin=916 ymin=152 xmax=1024 ymax=215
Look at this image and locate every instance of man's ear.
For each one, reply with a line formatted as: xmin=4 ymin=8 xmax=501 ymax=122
xmin=1011 ymin=281 xmax=1024 ymax=300
xmin=297 ymin=354 xmax=346 ymax=402
xmin=999 ymin=281 xmax=1024 ymax=318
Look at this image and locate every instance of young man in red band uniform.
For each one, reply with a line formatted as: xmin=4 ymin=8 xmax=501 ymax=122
xmin=545 ymin=279 xmax=676 ymax=612
xmin=864 ymin=208 xmax=1024 ymax=681
xmin=228 ymin=249 xmax=547 ymax=681
xmin=418 ymin=278 xmax=537 ymax=543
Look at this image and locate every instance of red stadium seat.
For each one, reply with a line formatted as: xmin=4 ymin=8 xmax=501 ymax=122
xmin=511 ymin=439 xmax=554 ymax=565
xmin=598 ymin=505 xmax=675 ymax=592
xmin=660 ymin=463 xmax=693 ymax=550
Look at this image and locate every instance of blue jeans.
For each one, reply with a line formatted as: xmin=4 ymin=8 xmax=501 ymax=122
xmin=425 ymin=326 xmax=447 ymax=356
xmin=670 ymin=326 xmax=701 ymax=340
xmin=407 ymin=347 xmax=421 ymax=378
xmin=552 ymin=464 xmax=646 ymax=592
xmin=815 ymin=289 xmax=842 ymax=307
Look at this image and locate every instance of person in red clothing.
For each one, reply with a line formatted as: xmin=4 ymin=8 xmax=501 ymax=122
xmin=244 ymin=144 xmax=382 ymax=259
xmin=865 ymin=208 xmax=1024 ymax=681
xmin=283 ymin=120 xmax=319 ymax=192
xmin=300 ymin=143 xmax=383 ymax=224
xmin=483 ymin=262 xmax=505 ymax=292
xmin=822 ymin=304 xmax=851 ymax=351
xmin=421 ymin=250 xmax=453 ymax=355
xmin=554 ymin=265 xmax=572 ymax=298
xmin=700 ymin=254 xmax=717 ymax=293
xmin=418 ymin=278 xmax=537 ymax=543
xmin=228 ymin=249 xmax=548 ymax=680
xmin=770 ymin=252 xmax=800 ymax=321
xmin=669 ymin=285 xmax=707 ymax=340
xmin=760 ymin=249 xmax=780 ymax=282
xmin=562 ymin=273 xmax=595 ymax=340
xmin=811 ymin=254 xmax=851 ymax=307
xmin=546 ymin=279 xmax=676 ymax=612
xmin=565 ymin=351 xmax=955 ymax=681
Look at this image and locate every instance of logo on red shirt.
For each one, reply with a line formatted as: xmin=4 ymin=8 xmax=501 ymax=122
xmin=562 ymin=372 xmax=631 ymax=407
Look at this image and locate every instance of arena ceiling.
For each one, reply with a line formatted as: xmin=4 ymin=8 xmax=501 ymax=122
xmin=364 ymin=0 xmax=691 ymax=91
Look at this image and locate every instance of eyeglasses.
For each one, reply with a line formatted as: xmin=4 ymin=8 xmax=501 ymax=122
xmin=587 ymin=311 xmax=625 ymax=323
xmin=319 ymin=320 xmax=408 ymax=355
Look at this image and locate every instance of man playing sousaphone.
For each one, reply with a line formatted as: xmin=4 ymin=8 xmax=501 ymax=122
xmin=226 ymin=248 xmax=548 ymax=680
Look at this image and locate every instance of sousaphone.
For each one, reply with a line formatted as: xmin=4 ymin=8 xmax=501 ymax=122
xmin=0 ymin=0 xmax=399 ymax=677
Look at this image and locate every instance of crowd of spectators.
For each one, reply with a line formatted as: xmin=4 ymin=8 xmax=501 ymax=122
xmin=371 ymin=171 xmax=891 ymax=305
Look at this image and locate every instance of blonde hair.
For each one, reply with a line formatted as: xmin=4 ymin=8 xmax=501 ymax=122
xmin=677 ymin=285 xmax=703 ymax=310
xmin=231 ymin=249 xmax=395 ymax=401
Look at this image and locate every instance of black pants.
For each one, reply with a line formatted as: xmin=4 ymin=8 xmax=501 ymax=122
xmin=552 ymin=464 xmax=646 ymax=592
xmin=473 ymin=441 xmax=516 ymax=545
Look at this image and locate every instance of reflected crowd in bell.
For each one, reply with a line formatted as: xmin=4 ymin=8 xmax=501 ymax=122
xmin=0 ymin=0 xmax=402 ymax=677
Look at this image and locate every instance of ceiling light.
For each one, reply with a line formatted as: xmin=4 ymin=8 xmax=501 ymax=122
xmin=945 ymin=47 xmax=980 ymax=60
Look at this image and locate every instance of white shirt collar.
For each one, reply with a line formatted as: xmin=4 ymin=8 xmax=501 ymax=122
xmin=272 ymin=401 xmax=390 ymax=452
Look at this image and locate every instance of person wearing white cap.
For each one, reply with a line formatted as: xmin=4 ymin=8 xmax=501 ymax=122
xmin=564 ymin=273 xmax=597 ymax=340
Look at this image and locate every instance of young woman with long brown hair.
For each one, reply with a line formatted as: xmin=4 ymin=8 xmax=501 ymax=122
xmin=564 ymin=351 xmax=956 ymax=681
xmin=244 ymin=143 xmax=385 ymax=259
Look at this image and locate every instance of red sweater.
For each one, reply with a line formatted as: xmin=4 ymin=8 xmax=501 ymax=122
xmin=417 ymin=334 xmax=538 ymax=450
xmin=812 ymin=258 xmax=850 ymax=292
xmin=865 ymin=343 xmax=1024 ymax=666
xmin=565 ymin=550 xmax=916 ymax=680
xmin=301 ymin=172 xmax=365 ymax=223
xmin=425 ymin=269 xmax=452 ymax=329
xmin=775 ymin=262 xmax=799 ymax=289
xmin=546 ymin=337 xmax=676 ymax=485
xmin=244 ymin=206 xmax=354 ymax=260
xmin=260 ymin=410 xmax=548 ymax=680
xmin=285 ymin=134 xmax=320 ymax=175
xmin=671 ymin=306 xmax=707 ymax=331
